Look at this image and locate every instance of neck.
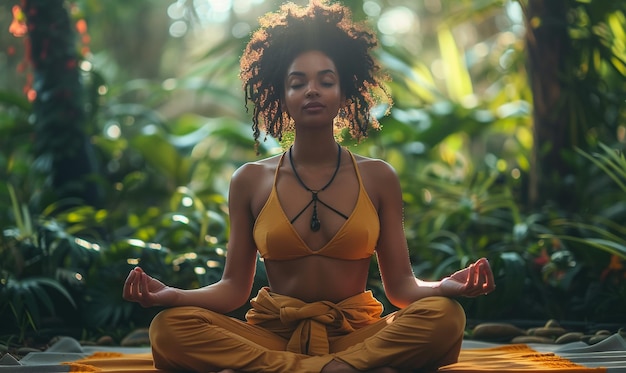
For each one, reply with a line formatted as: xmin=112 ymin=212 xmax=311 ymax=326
xmin=290 ymin=140 xmax=340 ymax=167
xmin=290 ymin=126 xmax=340 ymax=166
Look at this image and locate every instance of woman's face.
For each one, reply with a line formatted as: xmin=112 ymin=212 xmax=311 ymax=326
xmin=283 ymin=50 xmax=342 ymax=128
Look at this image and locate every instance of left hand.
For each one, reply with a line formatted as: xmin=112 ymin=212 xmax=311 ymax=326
xmin=439 ymin=257 xmax=496 ymax=297
xmin=123 ymin=267 xmax=178 ymax=308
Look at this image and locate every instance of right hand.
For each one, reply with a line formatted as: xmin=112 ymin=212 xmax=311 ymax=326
xmin=439 ymin=257 xmax=495 ymax=298
xmin=122 ymin=267 xmax=178 ymax=308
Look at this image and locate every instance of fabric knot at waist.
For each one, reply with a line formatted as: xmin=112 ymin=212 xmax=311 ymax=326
xmin=246 ymin=287 xmax=383 ymax=356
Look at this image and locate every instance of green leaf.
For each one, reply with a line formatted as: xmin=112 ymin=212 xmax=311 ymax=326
xmin=131 ymin=134 xmax=190 ymax=183
xmin=28 ymin=277 xmax=77 ymax=308
xmin=541 ymin=235 xmax=626 ymax=259
xmin=19 ymin=281 xmax=41 ymax=325
xmin=0 ymin=90 xmax=32 ymax=111
xmin=27 ymin=282 xmax=55 ymax=316
xmin=436 ymin=28 xmax=473 ymax=101
xmin=576 ymin=145 xmax=626 ymax=193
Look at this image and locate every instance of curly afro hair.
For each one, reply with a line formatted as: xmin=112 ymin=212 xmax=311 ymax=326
xmin=240 ymin=0 xmax=391 ymax=146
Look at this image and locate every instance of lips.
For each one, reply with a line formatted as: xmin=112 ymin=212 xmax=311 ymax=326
xmin=303 ymin=102 xmax=324 ymax=109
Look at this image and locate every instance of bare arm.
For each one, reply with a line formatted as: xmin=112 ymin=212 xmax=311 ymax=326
xmin=371 ymin=161 xmax=495 ymax=309
xmin=123 ymin=163 xmax=260 ymax=314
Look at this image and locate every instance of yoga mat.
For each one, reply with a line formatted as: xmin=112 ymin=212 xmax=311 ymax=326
xmin=4 ymin=334 xmax=625 ymax=372
xmin=439 ymin=344 xmax=607 ymax=372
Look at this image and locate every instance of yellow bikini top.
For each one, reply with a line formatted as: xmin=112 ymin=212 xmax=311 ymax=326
xmin=253 ymin=150 xmax=379 ymax=261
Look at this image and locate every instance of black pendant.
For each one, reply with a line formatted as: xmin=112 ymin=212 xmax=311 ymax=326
xmin=310 ymin=193 xmax=321 ymax=231
xmin=310 ymin=217 xmax=321 ymax=231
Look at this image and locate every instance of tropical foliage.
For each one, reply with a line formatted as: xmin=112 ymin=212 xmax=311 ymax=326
xmin=0 ymin=0 xmax=625 ymax=344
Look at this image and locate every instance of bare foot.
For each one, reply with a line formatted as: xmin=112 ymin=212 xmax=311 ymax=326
xmin=321 ymin=359 xmax=400 ymax=372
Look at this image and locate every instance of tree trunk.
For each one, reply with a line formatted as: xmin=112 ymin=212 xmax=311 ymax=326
xmin=24 ymin=0 xmax=103 ymax=207
xmin=526 ymin=0 xmax=572 ymax=209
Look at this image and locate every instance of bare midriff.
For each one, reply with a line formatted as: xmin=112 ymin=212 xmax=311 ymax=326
xmin=264 ymin=256 xmax=372 ymax=303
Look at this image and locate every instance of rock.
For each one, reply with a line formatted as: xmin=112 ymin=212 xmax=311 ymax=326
xmin=511 ymin=335 xmax=555 ymax=344
xmin=96 ymin=335 xmax=115 ymax=346
xmin=121 ymin=328 xmax=150 ymax=347
xmin=544 ymin=319 xmax=560 ymax=328
xmin=471 ymin=322 xmax=526 ymax=341
xmin=580 ymin=334 xmax=595 ymax=344
xmin=47 ymin=337 xmax=83 ymax=353
xmin=527 ymin=327 xmax=567 ymax=338
xmin=555 ymin=332 xmax=584 ymax=344
xmin=588 ymin=334 xmax=611 ymax=345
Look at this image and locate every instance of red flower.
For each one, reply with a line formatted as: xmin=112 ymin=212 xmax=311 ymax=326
xmin=76 ymin=19 xmax=87 ymax=34
xmin=600 ymin=255 xmax=625 ymax=282
xmin=9 ymin=5 xmax=28 ymax=37
xmin=534 ymin=247 xmax=550 ymax=266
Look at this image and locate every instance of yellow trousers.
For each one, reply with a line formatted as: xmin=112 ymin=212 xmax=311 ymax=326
xmin=149 ymin=289 xmax=465 ymax=372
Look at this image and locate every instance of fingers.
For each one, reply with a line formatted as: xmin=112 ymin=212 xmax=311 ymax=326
xmin=483 ymin=259 xmax=496 ymax=292
xmin=467 ymin=263 xmax=486 ymax=297
xmin=139 ymin=268 xmax=152 ymax=307
xmin=465 ymin=262 xmax=476 ymax=287
xmin=442 ymin=258 xmax=497 ymax=298
xmin=461 ymin=258 xmax=496 ymax=297
xmin=123 ymin=267 xmax=147 ymax=303
xmin=475 ymin=258 xmax=495 ymax=295
xmin=122 ymin=267 xmax=138 ymax=300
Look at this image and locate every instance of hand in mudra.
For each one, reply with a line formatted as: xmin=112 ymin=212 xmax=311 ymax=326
xmin=439 ymin=257 xmax=495 ymax=297
xmin=123 ymin=267 xmax=177 ymax=307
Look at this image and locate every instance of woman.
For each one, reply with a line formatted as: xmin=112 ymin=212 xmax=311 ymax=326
xmin=123 ymin=1 xmax=495 ymax=372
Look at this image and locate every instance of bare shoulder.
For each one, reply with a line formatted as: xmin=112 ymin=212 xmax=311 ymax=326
xmin=351 ymin=153 xmax=401 ymax=208
xmin=352 ymin=153 xmax=399 ymax=182
xmin=229 ymin=153 xmax=283 ymax=212
xmin=231 ymin=153 xmax=282 ymax=185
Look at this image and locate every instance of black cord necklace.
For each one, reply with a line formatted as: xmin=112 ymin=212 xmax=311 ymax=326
xmin=289 ymin=143 xmax=343 ymax=232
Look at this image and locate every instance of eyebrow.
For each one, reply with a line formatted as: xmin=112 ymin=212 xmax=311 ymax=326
xmin=287 ymin=69 xmax=337 ymax=78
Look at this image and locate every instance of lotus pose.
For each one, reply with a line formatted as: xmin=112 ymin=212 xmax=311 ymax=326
xmin=123 ymin=1 xmax=495 ymax=372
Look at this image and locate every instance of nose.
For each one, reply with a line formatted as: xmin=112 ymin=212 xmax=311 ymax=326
xmin=305 ymin=83 xmax=319 ymax=97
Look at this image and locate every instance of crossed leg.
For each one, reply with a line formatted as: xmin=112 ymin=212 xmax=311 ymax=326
xmin=150 ymin=297 xmax=464 ymax=372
